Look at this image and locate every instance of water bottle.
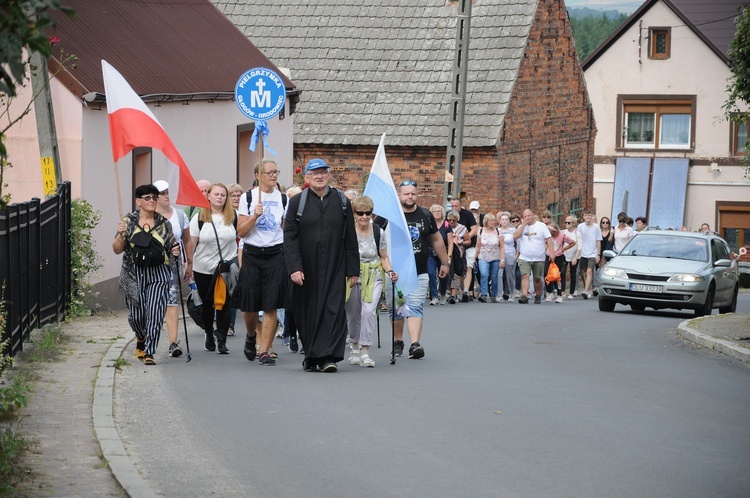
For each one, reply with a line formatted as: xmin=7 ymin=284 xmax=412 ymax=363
xmin=189 ymin=279 xmax=202 ymax=306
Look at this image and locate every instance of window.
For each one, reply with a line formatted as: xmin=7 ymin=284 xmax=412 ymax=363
xmin=732 ymin=120 xmax=747 ymax=156
xmin=618 ymin=96 xmax=695 ymax=150
xmin=547 ymin=201 xmax=561 ymax=224
xmin=649 ymin=28 xmax=670 ymax=59
xmin=569 ymin=197 xmax=582 ymax=220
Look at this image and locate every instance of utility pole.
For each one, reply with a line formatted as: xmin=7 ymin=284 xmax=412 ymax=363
xmin=30 ymin=52 xmax=62 ymax=198
xmin=443 ymin=0 xmax=471 ymax=203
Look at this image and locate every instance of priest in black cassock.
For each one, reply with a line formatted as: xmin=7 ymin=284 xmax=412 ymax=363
xmin=284 ymin=158 xmax=359 ymax=372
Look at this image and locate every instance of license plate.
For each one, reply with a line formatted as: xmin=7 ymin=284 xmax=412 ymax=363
xmin=630 ymin=283 xmax=662 ymax=293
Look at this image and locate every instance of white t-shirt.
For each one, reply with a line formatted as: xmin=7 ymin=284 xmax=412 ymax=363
xmin=613 ymin=225 xmax=636 ymax=252
xmin=577 ymin=222 xmax=602 ymax=258
xmin=189 ymin=211 xmax=238 ymax=274
xmin=501 ymin=228 xmax=516 ymax=257
xmin=517 ymin=221 xmax=551 ymax=262
xmin=238 ymin=187 xmax=286 ymax=248
xmin=563 ymin=228 xmax=581 ymax=262
xmin=166 ymin=207 xmax=189 ymax=259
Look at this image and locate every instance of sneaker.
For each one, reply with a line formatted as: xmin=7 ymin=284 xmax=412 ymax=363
xmin=360 ymin=354 xmax=375 ymax=367
xmin=168 ymin=342 xmax=182 ymax=358
xmin=259 ymin=352 xmax=277 ymax=365
xmin=348 ymin=351 xmax=361 ymax=365
xmin=275 ymin=324 xmax=284 ymax=338
xmin=592 ymin=289 xmax=599 ymax=297
xmin=143 ymin=354 xmax=156 ymax=365
xmin=461 ymin=292 xmax=469 ymax=303
xmin=534 ymin=295 xmax=542 ymax=304
xmin=243 ymin=334 xmax=257 ymax=361
xmin=448 ymin=296 xmax=456 ymax=304
xmin=135 ymin=339 xmax=146 ymax=360
xmin=204 ymin=332 xmax=216 ymax=352
xmin=502 ymin=294 xmax=509 ymax=301
xmin=394 ymin=340 xmax=405 ymax=357
xmin=282 ymin=335 xmax=290 ymax=346
xmin=429 ymin=297 xmax=439 ymax=306
xmin=556 ymin=295 xmax=563 ymax=304
xmin=545 ymin=294 xmax=553 ymax=302
xmin=478 ymin=295 xmax=487 ymax=303
xmin=303 ymin=360 xmax=319 ymax=372
xmin=567 ymin=294 xmax=574 ymax=300
xmin=518 ymin=296 xmax=529 ymax=304
xmin=582 ymin=291 xmax=589 ymax=300
xmin=217 ymin=342 xmax=229 ymax=354
xmin=408 ymin=342 xmax=425 ymax=359
xmin=321 ymin=362 xmax=338 ymax=373
xmin=439 ymin=294 xmax=447 ymax=305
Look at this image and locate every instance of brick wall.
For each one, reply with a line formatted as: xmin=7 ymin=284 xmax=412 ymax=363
xmin=291 ymin=0 xmax=596 ymax=224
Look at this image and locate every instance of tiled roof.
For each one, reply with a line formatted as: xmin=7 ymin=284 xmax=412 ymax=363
xmin=46 ymin=0 xmax=295 ymax=99
xmin=212 ymin=0 xmax=539 ymax=147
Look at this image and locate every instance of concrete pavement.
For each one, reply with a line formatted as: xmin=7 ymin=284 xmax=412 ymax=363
xmin=9 ymin=303 xmax=750 ymax=496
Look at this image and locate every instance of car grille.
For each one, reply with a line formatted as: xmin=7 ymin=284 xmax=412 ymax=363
xmin=608 ymin=289 xmax=691 ymax=301
xmin=625 ymin=273 xmax=670 ymax=282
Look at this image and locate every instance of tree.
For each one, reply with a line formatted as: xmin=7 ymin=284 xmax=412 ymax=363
xmin=724 ymin=5 xmax=750 ymax=169
xmin=0 ymin=0 xmax=75 ymax=208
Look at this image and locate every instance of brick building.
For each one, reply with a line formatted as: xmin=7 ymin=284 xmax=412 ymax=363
xmin=215 ymin=0 xmax=595 ymax=220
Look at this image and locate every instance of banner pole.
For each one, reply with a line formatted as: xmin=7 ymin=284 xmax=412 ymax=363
xmin=114 ymin=161 xmax=124 ymax=220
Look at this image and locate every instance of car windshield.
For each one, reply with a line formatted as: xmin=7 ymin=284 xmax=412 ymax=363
xmin=619 ymin=234 xmax=708 ymax=262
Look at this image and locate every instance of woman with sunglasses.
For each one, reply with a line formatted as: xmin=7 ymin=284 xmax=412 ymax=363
xmin=113 ymin=184 xmax=179 ymax=365
xmin=344 ymin=195 xmax=398 ymax=367
xmin=562 ymin=215 xmax=581 ymax=299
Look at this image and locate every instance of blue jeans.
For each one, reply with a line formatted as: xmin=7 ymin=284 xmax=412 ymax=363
xmin=478 ymin=259 xmax=499 ymax=297
xmin=427 ymin=254 xmax=439 ymax=299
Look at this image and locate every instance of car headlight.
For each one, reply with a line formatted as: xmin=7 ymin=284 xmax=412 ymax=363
xmin=601 ymin=267 xmax=628 ymax=279
xmin=667 ymin=274 xmax=704 ymax=283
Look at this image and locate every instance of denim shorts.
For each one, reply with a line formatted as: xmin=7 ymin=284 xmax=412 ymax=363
xmin=385 ymin=273 xmax=429 ymax=320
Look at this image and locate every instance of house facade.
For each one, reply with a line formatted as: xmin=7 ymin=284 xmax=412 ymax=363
xmin=214 ymin=0 xmax=596 ymax=219
xmin=583 ymin=0 xmax=750 ymax=257
xmin=3 ymin=0 xmax=298 ymax=305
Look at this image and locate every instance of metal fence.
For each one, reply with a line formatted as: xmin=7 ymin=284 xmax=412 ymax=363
xmin=0 ymin=182 xmax=71 ymax=357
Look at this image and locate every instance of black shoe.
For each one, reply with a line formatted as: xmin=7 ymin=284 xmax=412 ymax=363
xmin=168 ymin=342 xmax=182 ymax=358
xmin=394 ymin=340 xmax=405 ymax=357
xmin=461 ymin=292 xmax=469 ymax=303
xmin=217 ymin=341 xmax=229 ymax=354
xmin=302 ymin=359 xmax=319 ymax=372
xmin=518 ymin=296 xmax=529 ymax=304
xmin=448 ymin=296 xmax=456 ymax=304
xmin=204 ymin=332 xmax=216 ymax=352
xmin=321 ymin=362 xmax=338 ymax=373
xmin=502 ymin=294 xmax=509 ymax=301
xmin=243 ymin=334 xmax=257 ymax=361
xmin=592 ymin=289 xmax=599 ymax=297
xmin=288 ymin=334 xmax=299 ymax=353
xmin=534 ymin=295 xmax=542 ymax=304
xmin=408 ymin=342 xmax=425 ymax=359
xmin=259 ymin=352 xmax=276 ymax=365
xmin=478 ymin=295 xmax=487 ymax=303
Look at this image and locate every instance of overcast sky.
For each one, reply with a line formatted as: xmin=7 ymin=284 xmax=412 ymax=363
xmin=565 ymin=0 xmax=642 ymax=14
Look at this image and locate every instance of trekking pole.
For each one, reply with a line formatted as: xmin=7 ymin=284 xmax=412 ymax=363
xmin=376 ymin=293 xmax=381 ymax=348
xmin=173 ymin=253 xmax=192 ymax=362
xmin=390 ymin=281 xmax=396 ymax=365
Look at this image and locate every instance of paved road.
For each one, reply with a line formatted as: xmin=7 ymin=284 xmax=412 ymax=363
xmin=115 ymin=296 xmax=750 ymax=497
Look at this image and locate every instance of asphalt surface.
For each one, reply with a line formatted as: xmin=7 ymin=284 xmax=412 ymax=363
xmin=11 ymin=293 xmax=750 ymax=497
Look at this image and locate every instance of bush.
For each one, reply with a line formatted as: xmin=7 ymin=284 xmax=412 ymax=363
xmin=68 ymin=199 xmax=102 ymax=317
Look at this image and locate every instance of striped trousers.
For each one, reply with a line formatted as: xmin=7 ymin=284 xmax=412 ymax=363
xmin=125 ymin=264 xmax=172 ymax=355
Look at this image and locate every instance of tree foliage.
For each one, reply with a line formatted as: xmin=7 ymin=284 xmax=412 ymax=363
xmin=724 ymin=6 xmax=750 ymax=119
xmin=569 ymin=12 xmax=629 ymax=62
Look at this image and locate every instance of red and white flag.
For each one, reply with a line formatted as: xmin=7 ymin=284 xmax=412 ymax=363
xmin=101 ymin=60 xmax=208 ymax=208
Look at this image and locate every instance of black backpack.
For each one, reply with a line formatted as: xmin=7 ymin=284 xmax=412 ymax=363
xmin=130 ymin=219 xmax=167 ymax=267
xmin=295 ymin=187 xmax=350 ymax=239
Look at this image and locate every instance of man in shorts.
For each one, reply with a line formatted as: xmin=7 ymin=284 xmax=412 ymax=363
xmin=513 ymin=209 xmax=553 ymax=304
xmin=574 ymin=209 xmax=602 ymax=300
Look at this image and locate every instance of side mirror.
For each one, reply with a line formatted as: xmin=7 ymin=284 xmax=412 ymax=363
xmin=602 ymin=250 xmax=617 ymax=259
xmin=714 ymin=259 xmax=732 ymax=268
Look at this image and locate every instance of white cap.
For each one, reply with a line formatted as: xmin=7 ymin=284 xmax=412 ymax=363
xmin=153 ymin=180 xmax=169 ymax=192
xmin=469 ymin=201 xmax=480 ymax=210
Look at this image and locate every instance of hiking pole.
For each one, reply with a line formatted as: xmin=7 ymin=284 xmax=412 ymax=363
xmin=173 ymin=253 xmax=192 ymax=362
xmin=390 ymin=280 xmax=396 ymax=365
xmin=376 ymin=294 xmax=381 ymax=348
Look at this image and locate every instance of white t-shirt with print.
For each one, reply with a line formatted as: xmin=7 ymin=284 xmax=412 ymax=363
xmin=238 ymin=187 xmax=286 ymax=248
xmin=517 ymin=221 xmax=551 ymax=262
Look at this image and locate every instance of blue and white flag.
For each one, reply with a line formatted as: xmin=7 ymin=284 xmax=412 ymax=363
xmin=364 ymin=134 xmax=418 ymax=297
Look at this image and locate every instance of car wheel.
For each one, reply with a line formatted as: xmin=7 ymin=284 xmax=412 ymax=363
xmin=694 ymin=284 xmax=715 ymax=317
xmin=719 ymin=285 xmax=738 ymax=314
xmin=598 ymin=298 xmax=615 ymax=312
xmin=630 ymin=304 xmax=645 ymax=312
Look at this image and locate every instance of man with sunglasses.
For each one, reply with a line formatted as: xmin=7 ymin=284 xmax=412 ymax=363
xmin=386 ymin=180 xmax=450 ymax=359
xmin=235 ymin=159 xmax=288 ymax=365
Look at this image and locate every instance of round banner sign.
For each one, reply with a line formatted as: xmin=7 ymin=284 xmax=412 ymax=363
xmin=234 ymin=67 xmax=286 ymax=121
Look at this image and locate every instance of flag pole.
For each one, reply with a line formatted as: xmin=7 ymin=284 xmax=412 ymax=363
xmin=114 ymin=160 xmax=124 ymax=220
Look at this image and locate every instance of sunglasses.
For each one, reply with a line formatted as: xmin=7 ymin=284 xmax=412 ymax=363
xmin=565 ymin=221 xmax=572 ymax=224
xmin=511 ymin=219 xmax=520 ymax=223
xmin=601 ymin=221 xmax=610 ymax=225
xmin=542 ymin=215 xmax=551 ymax=218
xmin=139 ymin=195 xmax=158 ymax=201
xmin=354 ymin=210 xmax=373 ymax=217
xmin=399 ymin=180 xmax=417 ymax=187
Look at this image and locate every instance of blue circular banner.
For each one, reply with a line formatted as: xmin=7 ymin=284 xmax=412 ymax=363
xmin=234 ymin=67 xmax=286 ymax=121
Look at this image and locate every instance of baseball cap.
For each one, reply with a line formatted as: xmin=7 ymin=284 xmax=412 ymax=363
xmin=304 ymin=158 xmax=329 ymax=174
xmin=153 ymin=180 xmax=169 ymax=193
xmin=469 ymin=201 xmax=480 ymax=210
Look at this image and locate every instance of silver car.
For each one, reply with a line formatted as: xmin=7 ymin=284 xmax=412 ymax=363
xmin=598 ymin=230 xmax=739 ymax=316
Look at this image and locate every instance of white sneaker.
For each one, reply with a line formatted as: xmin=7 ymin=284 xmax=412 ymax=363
xmin=348 ymin=352 xmax=361 ymax=365
xmin=545 ymin=295 xmax=553 ymax=302
xmin=555 ymin=296 xmax=563 ymax=304
xmin=429 ymin=297 xmax=439 ymax=306
xmin=275 ymin=324 xmax=284 ymax=338
xmin=567 ymin=294 xmax=574 ymax=300
xmin=360 ymin=354 xmax=375 ymax=368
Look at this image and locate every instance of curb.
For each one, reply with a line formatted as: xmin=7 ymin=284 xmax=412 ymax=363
xmin=676 ymin=320 xmax=750 ymax=364
xmin=93 ymin=332 xmax=157 ymax=498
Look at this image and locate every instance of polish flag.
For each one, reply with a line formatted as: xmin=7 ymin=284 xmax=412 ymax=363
xmin=101 ymin=60 xmax=208 ymax=208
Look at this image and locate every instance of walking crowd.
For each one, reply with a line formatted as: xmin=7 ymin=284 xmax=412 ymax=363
xmin=112 ymin=158 xmax=663 ymax=371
